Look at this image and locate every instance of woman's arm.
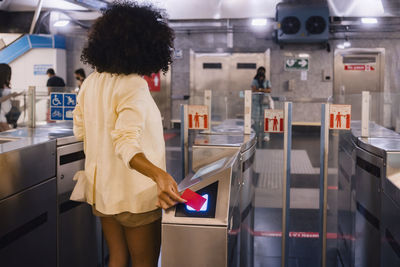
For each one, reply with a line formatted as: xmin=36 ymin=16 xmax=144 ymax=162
xmin=111 ymin=87 xmax=185 ymax=210
xmin=0 ymin=92 xmax=22 ymax=103
xmin=129 ymin=153 xmax=186 ymax=209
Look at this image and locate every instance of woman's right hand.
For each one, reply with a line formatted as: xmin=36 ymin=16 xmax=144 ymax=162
xmin=153 ymin=170 xmax=186 ymax=210
xmin=128 ymin=153 xmax=186 ymax=210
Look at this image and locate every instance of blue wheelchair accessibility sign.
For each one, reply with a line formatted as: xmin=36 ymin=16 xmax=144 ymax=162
xmin=50 ymin=93 xmax=63 ymax=107
xmin=50 ymin=93 xmax=77 ymax=120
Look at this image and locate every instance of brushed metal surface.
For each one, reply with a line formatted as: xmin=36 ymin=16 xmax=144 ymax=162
xmin=386 ymin=152 xmax=400 ymax=207
xmin=190 ymin=51 xmax=270 ymax=121
xmin=0 ymin=140 xmax=56 ymax=200
xmin=57 ymin=142 xmax=84 ymax=195
xmin=0 ymin=178 xmax=57 ymax=267
xmin=192 ymin=145 xmax=239 ymax=171
xmin=354 ymin=147 xmax=384 ymax=267
xmin=381 ymin=193 xmax=400 ymax=267
xmin=334 ymin=48 xmax=385 ymax=123
xmin=162 ymin=224 xmax=227 ymax=267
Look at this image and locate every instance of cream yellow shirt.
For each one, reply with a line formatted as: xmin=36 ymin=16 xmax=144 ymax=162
xmin=71 ymin=72 xmax=165 ymax=214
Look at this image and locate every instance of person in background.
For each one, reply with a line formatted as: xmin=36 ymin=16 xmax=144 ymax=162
xmin=0 ymin=63 xmax=21 ymax=131
xmin=251 ymin=66 xmax=273 ymax=142
xmin=71 ymin=3 xmax=185 ymax=267
xmin=251 ymin=66 xmax=271 ymax=93
xmin=46 ymin=68 xmax=65 ymax=93
xmin=74 ymin=68 xmax=86 ymax=91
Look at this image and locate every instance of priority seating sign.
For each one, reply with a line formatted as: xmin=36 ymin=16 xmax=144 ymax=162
xmin=50 ymin=93 xmax=77 ymax=121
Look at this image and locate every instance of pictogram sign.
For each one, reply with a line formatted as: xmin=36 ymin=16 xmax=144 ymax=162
xmin=143 ymin=72 xmax=161 ymax=92
xmin=329 ymin=104 xmax=351 ymax=130
xmin=50 ymin=93 xmax=76 ymax=121
xmin=285 ymin=58 xmax=309 ymax=71
xmin=344 ymin=65 xmax=375 ymax=71
xmin=264 ymin=109 xmax=284 ymax=133
xmin=188 ymin=105 xmax=209 ymax=130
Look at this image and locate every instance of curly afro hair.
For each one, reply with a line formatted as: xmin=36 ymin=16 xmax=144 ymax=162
xmin=81 ymin=1 xmax=174 ymax=76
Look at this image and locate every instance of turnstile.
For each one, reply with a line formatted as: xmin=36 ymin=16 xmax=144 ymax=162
xmin=163 ymin=130 xmax=256 ymax=267
xmin=162 ymin=154 xmax=242 ymax=267
xmin=338 ymin=121 xmax=400 ymax=267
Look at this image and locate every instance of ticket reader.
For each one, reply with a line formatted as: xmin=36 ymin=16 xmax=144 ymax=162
xmin=162 ymin=154 xmax=242 ymax=267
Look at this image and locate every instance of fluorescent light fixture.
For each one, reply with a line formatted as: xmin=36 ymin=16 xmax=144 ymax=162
xmin=337 ymin=44 xmax=345 ymax=49
xmin=251 ymin=18 xmax=267 ymax=26
xmin=298 ymin=53 xmax=310 ymax=58
xmin=361 ymin=18 xmax=378 ymax=24
xmin=53 ymin=20 xmax=70 ymax=27
xmin=343 ymin=41 xmax=351 ymax=47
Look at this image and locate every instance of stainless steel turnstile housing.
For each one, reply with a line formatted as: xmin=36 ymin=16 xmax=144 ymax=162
xmin=338 ymin=121 xmax=400 ymax=267
xmin=162 ymin=129 xmax=256 ymax=267
xmin=162 ymin=153 xmax=242 ymax=267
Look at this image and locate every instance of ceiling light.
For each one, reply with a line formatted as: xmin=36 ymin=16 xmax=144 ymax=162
xmin=361 ymin=18 xmax=378 ymax=24
xmin=298 ymin=53 xmax=310 ymax=58
xmin=251 ymin=18 xmax=267 ymax=26
xmin=343 ymin=41 xmax=351 ymax=47
xmin=53 ymin=20 xmax=70 ymax=27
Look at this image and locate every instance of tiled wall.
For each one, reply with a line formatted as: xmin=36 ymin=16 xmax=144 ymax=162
xmin=63 ymin=23 xmax=400 ymax=127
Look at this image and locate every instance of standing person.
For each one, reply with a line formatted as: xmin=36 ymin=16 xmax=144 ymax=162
xmin=0 ymin=63 xmax=20 ymax=132
xmin=71 ymin=2 xmax=185 ymax=267
xmin=74 ymin=68 xmax=86 ymax=91
xmin=46 ymin=68 xmax=65 ymax=93
xmin=251 ymin=66 xmax=273 ymax=141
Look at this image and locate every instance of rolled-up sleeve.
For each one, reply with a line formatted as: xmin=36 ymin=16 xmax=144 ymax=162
xmin=73 ymin=91 xmax=84 ymax=141
xmin=111 ymin=88 xmax=147 ymax=169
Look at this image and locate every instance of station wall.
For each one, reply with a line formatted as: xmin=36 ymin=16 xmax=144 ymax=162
xmin=62 ymin=22 xmax=400 ymax=128
xmin=172 ymin=30 xmax=333 ymax=123
xmin=10 ymin=48 xmax=66 ymax=92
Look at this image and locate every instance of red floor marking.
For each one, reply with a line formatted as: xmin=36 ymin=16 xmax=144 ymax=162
xmin=163 ymin=133 xmax=177 ymax=141
xmin=328 ymin=186 xmax=338 ymax=190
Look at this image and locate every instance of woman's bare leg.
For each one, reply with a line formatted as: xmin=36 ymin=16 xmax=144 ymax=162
xmin=101 ymin=217 xmax=130 ymax=267
xmin=124 ymin=218 xmax=161 ymax=267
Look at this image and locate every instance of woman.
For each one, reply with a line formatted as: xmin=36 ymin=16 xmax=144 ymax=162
xmin=74 ymin=68 xmax=86 ymax=92
xmin=251 ymin=66 xmax=271 ymax=93
xmin=251 ymin=66 xmax=272 ymax=141
xmin=0 ymin=63 xmax=19 ymax=132
xmin=71 ymin=3 xmax=185 ymax=267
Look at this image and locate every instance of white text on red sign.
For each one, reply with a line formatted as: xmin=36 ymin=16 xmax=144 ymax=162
xmin=188 ymin=105 xmax=209 ymax=130
xmin=344 ymin=65 xmax=375 ymax=71
xmin=264 ymin=109 xmax=284 ymax=133
xmin=329 ymin=104 xmax=351 ymax=130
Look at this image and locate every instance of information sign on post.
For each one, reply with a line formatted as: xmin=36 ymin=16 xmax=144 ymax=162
xmin=187 ymin=105 xmax=209 ymax=130
xmin=264 ymin=109 xmax=284 ymax=133
xmin=50 ymin=93 xmax=77 ymax=121
xmin=329 ymin=104 xmax=351 ymax=130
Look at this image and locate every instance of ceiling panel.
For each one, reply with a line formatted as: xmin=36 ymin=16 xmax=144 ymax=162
xmin=5 ymin=0 xmax=87 ymax=11
xmin=3 ymin=0 xmax=400 ymax=20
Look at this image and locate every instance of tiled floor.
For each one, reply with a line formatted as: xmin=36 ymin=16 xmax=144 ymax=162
xmin=164 ymin=127 xmax=339 ymax=267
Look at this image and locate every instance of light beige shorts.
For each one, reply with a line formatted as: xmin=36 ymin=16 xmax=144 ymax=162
xmin=92 ymin=205 xmax=162 ymax=228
